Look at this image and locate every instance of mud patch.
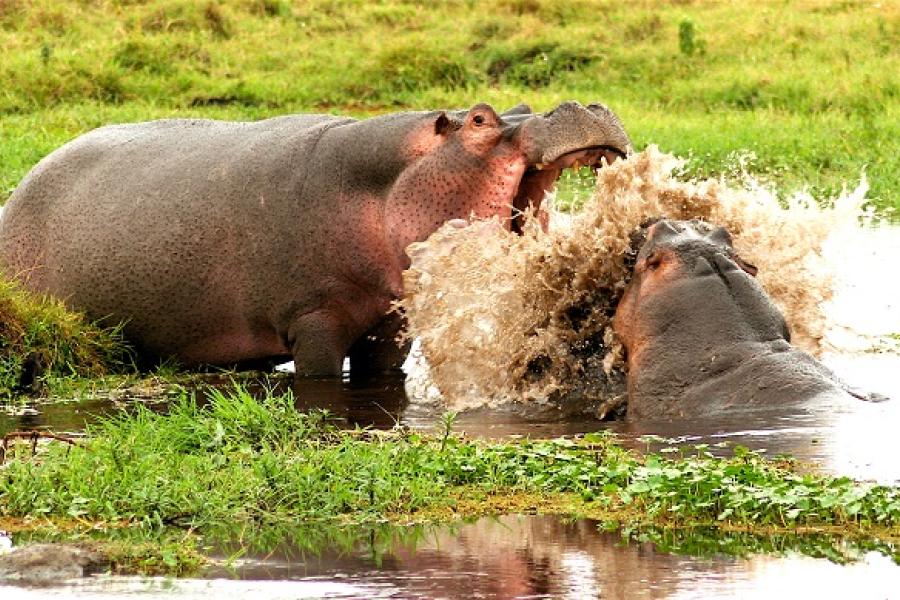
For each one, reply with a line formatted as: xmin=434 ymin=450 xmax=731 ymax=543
xmin=401 ymin=146 xmax=869 ymax=410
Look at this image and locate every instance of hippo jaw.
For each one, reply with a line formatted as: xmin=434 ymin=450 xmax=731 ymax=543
xmin=511 ymin=102 xmax=631 ymax=232
xmin=473 ymin=100 xmax=632 ymax=232
xmin=519 ymin=102 xmax=631 ymax=165
xmin=389 ymin=101 xmax=632 ymax=268
xmin=512 ymin=143 xmax=626 ymax=233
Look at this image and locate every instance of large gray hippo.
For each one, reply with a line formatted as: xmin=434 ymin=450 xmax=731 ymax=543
xmin=0 ymin=102 xmax=630 ymax=376
xmin=613 ymin=219 xmax=886 ymax=420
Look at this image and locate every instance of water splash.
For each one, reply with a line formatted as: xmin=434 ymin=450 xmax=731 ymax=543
xmin=401 ymin=146 xmax=870 ymax=410
xmin=0 ymin=531 xmax=12 ymax=555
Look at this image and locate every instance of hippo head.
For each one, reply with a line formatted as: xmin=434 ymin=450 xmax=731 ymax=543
xmin=387 ymin=101 xmax=631 ymax=264
xmin=612 ymin=220 xmax=797 ymax=416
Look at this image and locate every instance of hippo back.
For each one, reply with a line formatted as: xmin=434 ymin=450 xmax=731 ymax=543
xmin=0 ymin=115 xmax=354 ymax=363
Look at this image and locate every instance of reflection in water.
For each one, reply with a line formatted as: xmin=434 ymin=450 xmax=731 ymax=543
xmin=2 ymin=515 xmax=898 ymax=600
xmin=604 ymin=392 xmax=900 ymax=485
xmin=0 ymin=372 xmax=410 ymax=436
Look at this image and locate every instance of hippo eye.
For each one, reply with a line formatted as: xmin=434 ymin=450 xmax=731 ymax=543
xmin=473 ymin=114 xmax=485 ymax=126
xmin=645 ymin=252 xmax=662 ymax=271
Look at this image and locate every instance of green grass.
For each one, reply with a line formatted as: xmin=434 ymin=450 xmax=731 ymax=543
xmin=0 ymin=0 xmax=897 ymax=211
xmin=2 ymin=386 xmax=898 ymax=573
xmin=0 ymin=279 xmax=132 ymax=399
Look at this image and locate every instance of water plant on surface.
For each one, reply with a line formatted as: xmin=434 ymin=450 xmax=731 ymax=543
xmin=1 ymin=386 xmax=898 ymax=572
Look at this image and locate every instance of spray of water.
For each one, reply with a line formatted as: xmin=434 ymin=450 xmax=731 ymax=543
xmin=400 ymin=146 xmax=870 ymax=410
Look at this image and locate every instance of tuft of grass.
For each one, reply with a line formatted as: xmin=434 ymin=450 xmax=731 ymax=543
xmin=2 ymin=387 xmax=898 ymax=555
xmin=0 ymin=279 xmax=132 ymax=399
xmin=678 ymin=18 xmax=706 ymax=56
xmin=100 ymin=536 xmax=205 ymax=576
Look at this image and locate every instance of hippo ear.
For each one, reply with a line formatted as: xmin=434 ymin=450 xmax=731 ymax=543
xmin=731 ymin=252 xmax=758 ymax=277
xmin=649 ymin=220 xmax=680 ymax=242
xmin=708 ymin=226 xmax=733 ymax=248
xmin=434 ymin=112 xmax=452 ymax=135
xmin=502 ymin=103 xmax=533 ymax=117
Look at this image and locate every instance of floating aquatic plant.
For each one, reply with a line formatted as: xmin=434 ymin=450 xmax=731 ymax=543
xmin=1 ymin=387 xmax=897 ymax=549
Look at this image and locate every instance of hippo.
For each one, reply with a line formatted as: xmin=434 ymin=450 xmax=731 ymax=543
xmin=612 ymin=219 xmax=886 ymax=420
xmin=0 ymin=102 xmax=630 ymax=377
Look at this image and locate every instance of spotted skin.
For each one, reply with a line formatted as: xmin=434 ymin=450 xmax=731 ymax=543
xmin=0 ymin=103 xmax=630 ymax=377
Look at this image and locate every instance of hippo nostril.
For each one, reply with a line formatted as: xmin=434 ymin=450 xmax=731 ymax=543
xmin=694 ymin=256 xmax=716 ymax=276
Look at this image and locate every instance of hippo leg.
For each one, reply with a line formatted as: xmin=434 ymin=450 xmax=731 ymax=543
xmin=288 ymin=311 xmax=352 ymax=377
xmin=347 ymin=316 xmax=409 ymax=379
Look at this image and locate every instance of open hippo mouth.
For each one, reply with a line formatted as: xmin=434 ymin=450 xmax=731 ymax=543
xmin=510 ymin=145 xmax=626 ymax=233
xmin=508 ymin=102 xmax=632 ymax=233
xmin=389 ymin=100 xmax=631 ymax=262
xmin=535 ymin=145 xmax=627 ymax=172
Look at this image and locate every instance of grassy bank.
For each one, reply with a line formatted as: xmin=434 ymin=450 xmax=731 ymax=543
xmin=2 ymin=387 xmax=898 ymax=573
xmin=0 ymin=0 xmax=897 ymax=211
xmin=0 ymin=279 xmax=131 ymax=399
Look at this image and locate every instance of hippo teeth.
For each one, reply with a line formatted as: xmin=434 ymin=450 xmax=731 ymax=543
xmin=535 ymin=146 xmax=617 ymax=173
xmin=513 ymin=144 xmax=625 ymax=234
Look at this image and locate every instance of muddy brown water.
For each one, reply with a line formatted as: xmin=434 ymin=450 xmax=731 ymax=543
xmin=1 ymin=225 xmax=899 ymax=598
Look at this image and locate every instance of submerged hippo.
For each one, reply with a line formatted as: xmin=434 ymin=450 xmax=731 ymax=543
xmin=0 ymin=102 xmax=630 ymax=377
xmin=613 ymin=220 xmax=885 ymax=420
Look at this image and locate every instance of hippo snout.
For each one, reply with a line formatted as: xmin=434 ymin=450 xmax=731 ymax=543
xmin=520 ymin=100 xmax=632 ymax=166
